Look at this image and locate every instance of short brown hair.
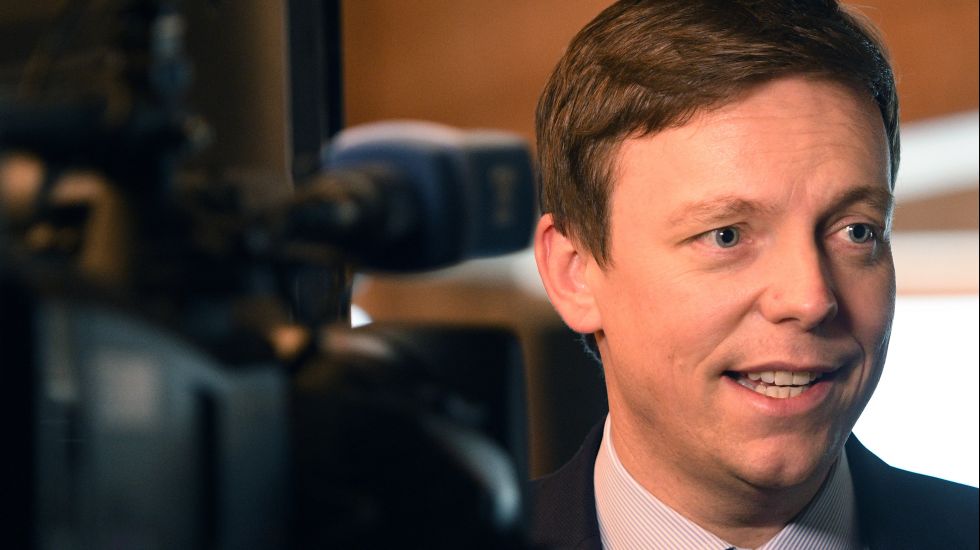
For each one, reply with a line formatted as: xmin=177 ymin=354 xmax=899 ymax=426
xmin=536 ymin=0 xmax=899 ymax=267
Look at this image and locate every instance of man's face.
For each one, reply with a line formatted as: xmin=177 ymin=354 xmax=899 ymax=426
xmin=589 ymin=77 xmax=895 ymax=495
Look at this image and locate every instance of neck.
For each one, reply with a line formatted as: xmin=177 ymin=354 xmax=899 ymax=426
xmin=689 ymin=485 xmax=823 ymax=548
xmin=609 ymin=419 xmax=834 ymax=549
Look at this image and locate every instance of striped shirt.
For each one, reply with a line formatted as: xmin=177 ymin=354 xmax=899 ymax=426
xmin=594 ymin=416 xmax=862 ymax=549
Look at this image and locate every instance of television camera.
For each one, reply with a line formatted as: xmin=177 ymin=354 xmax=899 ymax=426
xmin=1 ymin=1 xmax=537 ymax=548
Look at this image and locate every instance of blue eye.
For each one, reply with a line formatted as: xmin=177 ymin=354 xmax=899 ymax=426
xmin=846 ymin=223 xmax=875 ymax=244
xmin=713 ymin=226 xmax=740 ymax=248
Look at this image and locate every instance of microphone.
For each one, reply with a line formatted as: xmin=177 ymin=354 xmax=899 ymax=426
xmin=285 ymin=121 xmax=535 ymax=272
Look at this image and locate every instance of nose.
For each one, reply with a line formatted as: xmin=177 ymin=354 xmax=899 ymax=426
xmin=758 ymin=239 xmax=838 ymax=330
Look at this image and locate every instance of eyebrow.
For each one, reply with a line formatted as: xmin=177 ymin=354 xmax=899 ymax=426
xmin=668 ymin=195 xmax=778 ymax=227
xmin=825 ymin=185 xmax=895 ymax=220
xmin=667 ymin=185 xmax=895 ymax=227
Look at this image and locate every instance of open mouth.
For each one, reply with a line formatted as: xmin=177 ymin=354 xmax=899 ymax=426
xmin=726 ymin=370 xmax=828 ymax=399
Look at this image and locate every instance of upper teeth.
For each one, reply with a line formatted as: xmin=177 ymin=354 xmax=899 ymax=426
xmin=746 ymin=370 xmax=822 ymax=386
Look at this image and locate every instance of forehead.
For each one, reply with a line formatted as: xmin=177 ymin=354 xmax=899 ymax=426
xmin=610 ymin=77 xmax=890 ymax=203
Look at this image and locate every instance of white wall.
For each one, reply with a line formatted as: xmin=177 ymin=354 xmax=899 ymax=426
xmin=854 ymin=294 xmax=980 ymax=487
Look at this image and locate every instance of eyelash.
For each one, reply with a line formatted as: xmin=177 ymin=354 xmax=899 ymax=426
xmin=697 ymin=222 xmax=882 ymax=250
xmin=693 ymin=225 xmax=745 ymax=250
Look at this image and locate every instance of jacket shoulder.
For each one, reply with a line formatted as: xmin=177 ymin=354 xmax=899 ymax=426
xmin=847 ymin=437 xmax=979 ymax=550
xmin=529 ymin=423 xmax=604 ymax=550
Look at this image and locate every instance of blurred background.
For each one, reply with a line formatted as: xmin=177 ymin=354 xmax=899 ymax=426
xmin=341 ymin=0 xmax=979 ymax=486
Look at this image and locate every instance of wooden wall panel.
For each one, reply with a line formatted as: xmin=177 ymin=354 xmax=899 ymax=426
xmin=342 ymin=1 xmax=979 ymax=140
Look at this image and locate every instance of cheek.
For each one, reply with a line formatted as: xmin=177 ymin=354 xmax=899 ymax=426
xmin=836 ymin=265 xmax=896 ymax=347
xmin=599 ymin=264 xmax=754 ymax=372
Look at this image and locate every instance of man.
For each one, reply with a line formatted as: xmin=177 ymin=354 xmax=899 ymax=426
xmin=530 ymin=1 xmax=979 ymax=548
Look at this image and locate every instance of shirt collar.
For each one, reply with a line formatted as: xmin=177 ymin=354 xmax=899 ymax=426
xmin=593 ymin=415 xmax=862 ymax=549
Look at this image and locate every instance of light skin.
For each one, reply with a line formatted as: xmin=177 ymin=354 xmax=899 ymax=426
xmin=535 ymin=77 xmax=895 ymax=548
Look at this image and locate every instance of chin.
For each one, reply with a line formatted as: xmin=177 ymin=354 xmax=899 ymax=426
xmin=734 ymin=431 xmax=843 ymax=492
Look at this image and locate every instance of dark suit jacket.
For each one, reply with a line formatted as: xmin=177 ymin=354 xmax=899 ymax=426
xmin=530 ymin=424 xmax=979 ymax=549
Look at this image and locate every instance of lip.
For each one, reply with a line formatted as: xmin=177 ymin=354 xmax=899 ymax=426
xmin=722 ymin=365 xmax=843 ymax=417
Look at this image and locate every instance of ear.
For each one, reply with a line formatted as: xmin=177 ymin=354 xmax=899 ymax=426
xmin=533 ymin=214 xmax=603 ymax=334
